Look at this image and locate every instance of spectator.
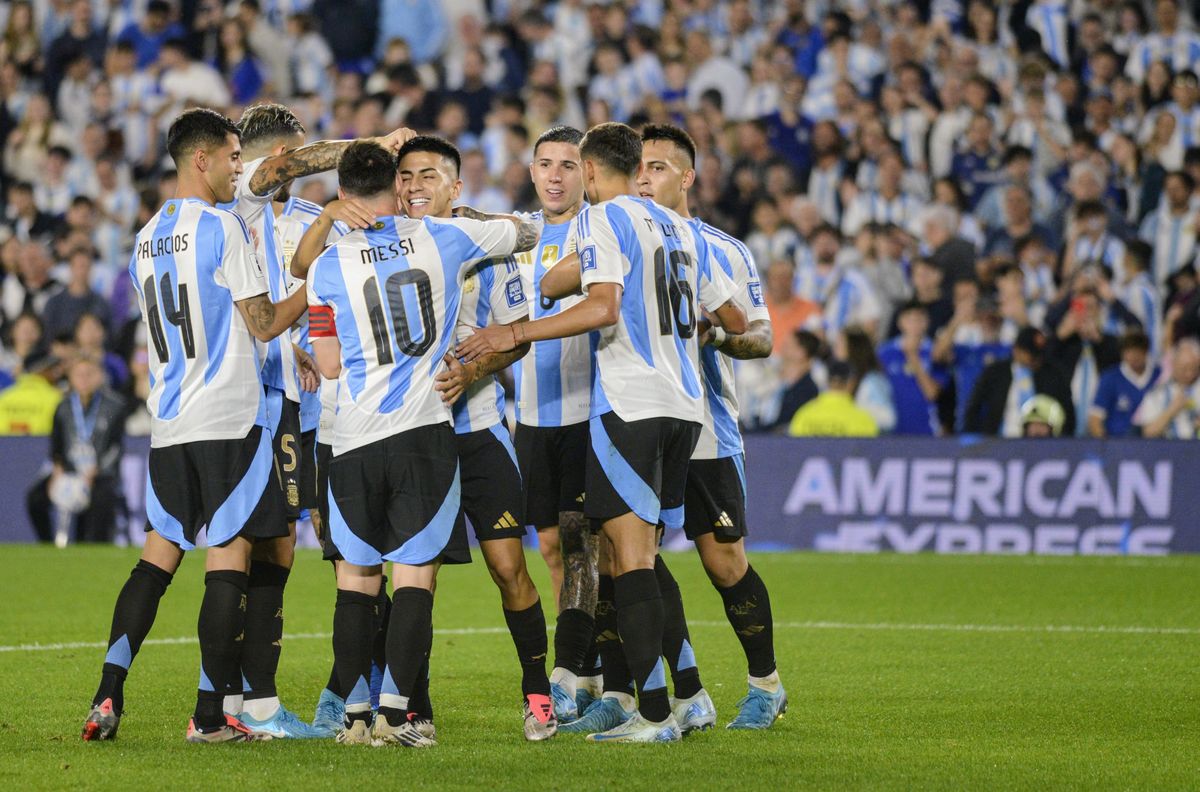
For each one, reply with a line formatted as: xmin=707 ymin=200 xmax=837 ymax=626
xmin=1089 ymin=330 xmax=1160 ymax=438
xmin=1 ymin=0 xmax=40 ymax=78
xmin=892 ymin=257 xmax=952 ymax=340
xmin=0 ymin=311 xmax=43 ymax=382
xmin=44 ymin=0 xmax=106 ymax=102
xmin=2 ymin=242 xmax=62 ymax=327
xmin=0 ymin=352 xmax=64 ymax=435
xmin=42 ymin=248 xmax=110 ymax=342
xmin=3 ymin=94 xmax=71 ymax=186
xmin=788 ymin=360 xmax=878 ymax=438
xmin=1135 ymin=337 xmax=1200 ymax=439
xmin=764 ymin=259 xmax=818 ymax=354
xmin=158 ymin=38 xmax=231 ymax=117
xmin=922 ymin=204 xmax=977 ymax=285
xmin=934 ymin=289 xmax=1014 ymax=433
xmin=841 ymin=150 xmax=923 ymax=237
xmin=74 ymin=312 xmax=128 ymax=390
xmin=964 ymin=326 xmax=1076 ymax=437
xmin=115 ymin=0 xmax=186 ymax=70
xmin=1020 ymin=394 xmax=1068 ymax=438
xmin=377 ymin=0 xmax=447 ymax=64
xmin=951 ymin=113 xmax=1004 ymax=210
xmin=1047 ymin=287 xmax=1123 ymax=436
xmin=878 ymin=301 xmax=948 ymax=435
xmin=26 ymin=352 xmax=126 ymax=545
xmin=1137 ymin=170 xmax=1198 ymax=284
xmin=1064 ymin=199 xmax=1125 ymax=282
xmin=794 ymin=223 xmax=881 ymax=339
xmin=838 ymin=325 xmax=895 ymax=434
xmin=761 ymin=328 xmax=820 ymax=433
xmin=746 ymin=197 xmax=801 ymax=269
xmin=287 ymin=14 xmax=334 ymax=99
xmin=1118 ymin=240 xmax=1164 ymax=355
xmin=3 ymin=182 xmax=57 ymax=242
xmin=216 ymin=18 xmax=265 ymax=105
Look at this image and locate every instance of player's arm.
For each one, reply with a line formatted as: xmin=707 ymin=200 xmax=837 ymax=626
xmin=456 ymin=283 xmax=620 ymax=362
xmin=236 ymin=289 xmax=309 ymax=342
xmin=454 ymin=205 xmax=541 ymax=252
xmin=247 ymin=127 xmax=417 ymax=197
xmin=435 ymin=317 xmax=531 ymax=404
xmin=705 ymin=317 xmax=770 ymax=359
xmin=290 ymin=199 xmax=375 ymax=279
xmin=541 ymin=251 xmax=583 ymax=299
xmin=311 ymin=338 xmax=341 ymax=379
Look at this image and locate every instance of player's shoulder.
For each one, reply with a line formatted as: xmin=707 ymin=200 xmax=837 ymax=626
xmin=283 ymin=196 xmax=325 ymax=219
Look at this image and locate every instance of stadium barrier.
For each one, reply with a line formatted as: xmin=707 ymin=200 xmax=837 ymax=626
xmin=0 ymin=435 xmax=1196 ymax=554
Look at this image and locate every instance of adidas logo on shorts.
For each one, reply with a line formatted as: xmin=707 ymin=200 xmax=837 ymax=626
xmin=715 ymin=512 xmax=734 ymax=529
xmin=493 ymin=511 xmax=519 ymax=531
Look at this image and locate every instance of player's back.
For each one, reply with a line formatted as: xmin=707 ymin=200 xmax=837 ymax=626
xmin=579 ymin=194 xmax=732 ymax=424
xmin=129 ymin=198 xmax=267 ymax=447
xmin=308 ymin=214 xmax=518 ymax=455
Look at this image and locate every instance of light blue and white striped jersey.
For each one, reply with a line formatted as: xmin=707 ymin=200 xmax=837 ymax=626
xmin=227 ymin=157 xmax=301 ymax=403
xmin=841 ymin=190 xmax=923 ymax=237
xmin=1024 ymin=0 xmax=1070 ymax=68
xmin=514 ymin=211 xmax=594 ymax=428
xmin=129 ymin=199 xmax=269 ymax=448
xmin=450 ymin=256 xmax=528 ymax=434
xmin=306 ymin=215 xmax=518 ymax=456
xmin=1119 ymin=272 xmax=1163 ymax=357
xmin=577 ymin=195 xmax=737 ymax=423
xmin=690 ymin=219 xmax=770 ymax=460
xmin=1126 ymin=31 xmax=1200 ymax=83
xmin=276 ymin=196 xmax=328 ymax=433
xmin=1072 ymin=233 xmax=1126 ymax=277
xmin=1137 ymin=205 xmax=1199 ymax=284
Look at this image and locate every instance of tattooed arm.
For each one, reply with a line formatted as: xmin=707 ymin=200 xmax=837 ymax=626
xmin=709 ymin=318 xmax=773 ymax=359
xmin=235 ymin=289 xmax=308 ymax=342
xmin=434 ymin=318 xmax=531 ymax=404
xmin=453 ymin=205 xmax=541 ymax=253
xmin=248 ymin=127 xmax=417 ymax=197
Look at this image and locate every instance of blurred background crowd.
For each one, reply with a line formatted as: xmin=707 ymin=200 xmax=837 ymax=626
xmin=4 ymin=0 xmax=1200 ymax=470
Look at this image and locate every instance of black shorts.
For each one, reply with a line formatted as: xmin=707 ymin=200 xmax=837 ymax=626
xmin=326 ymin=423 xmax=470 ymax=568
xmin=683 ymin=455 xmax=748 ymax=542
xmin=145 ymin=425 xmax=288 ymax=550
xmin=585 ymin=411 xmax=700 ymax=530
xmin=514 ymin=421 xmax=587 ymax=529
xmin=456 ymin=423 xmax=526 ymax=542
xmin=299 ymin=428 xmax=318 ymax=511
xmin=268 ymin=393 xmax=303 ymax=521
xmin=314 ymin=441 xmax=339 ymax=561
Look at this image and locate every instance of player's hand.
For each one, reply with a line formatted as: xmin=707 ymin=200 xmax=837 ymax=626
xmin=322 ymin=198 xmax=375 ymax=230
xmin=434 ymin=352 xmax=474 ymax=404
xmin=456 ymin=324 xmax=518 ymax=362
xmin=376 ymin=127 xmax=417 ymax=153
xmin=294 ymin=344 xmax=320 ymax=392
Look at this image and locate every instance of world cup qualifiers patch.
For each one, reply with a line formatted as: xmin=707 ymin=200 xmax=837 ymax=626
xmin=505 ymin=277 xmax=526 ymax=308
xmin=581 ymin=245 xmax=597 ymax=271
xmin=748 ymin=282 xmax=765 ymax=307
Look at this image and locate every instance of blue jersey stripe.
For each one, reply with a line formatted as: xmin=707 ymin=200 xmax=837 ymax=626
xmin=607 ymin=203 xmax=656 ymax=368
xmin=195 ymin=212 xmax=232 ymax=385
xmin=153 ymin=204 xmax=186 ymax=420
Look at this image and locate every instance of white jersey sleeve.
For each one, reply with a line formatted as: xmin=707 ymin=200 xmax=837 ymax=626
xmin=218 ymin=211 xmax=269 ymax=301
xmin=425 ymin=216 xmax=520 ymax=269
xmin=230 ymin=157 xmax=275 ymax=227
xmin=578 ymin=203 xmax=626 ymax=290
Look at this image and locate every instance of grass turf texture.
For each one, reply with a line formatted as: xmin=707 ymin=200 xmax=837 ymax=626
xmin=1 ymin=547 xmax=1197 ymax=790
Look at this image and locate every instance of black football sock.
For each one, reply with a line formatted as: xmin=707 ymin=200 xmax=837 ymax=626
xmin=408 ymin=618 xmax=434 ymax=721
xmin=333 ymin=589 xmax=377 ymax=722
xmin=194 ymin=570 xmax=248 ymax=731
xmin=613 ymin=569 xmax=670 ymax=722
xmin=553 ymin=607 xmax=594 ymax=676
xmin=596 ymin=574 xmax=633 ymax=696
xmin=93 ymin=560 xmax=173 ymax=713
xmin=325 ymin=663 xmax=339 ymax=696
xmin=655 ymin=555 xmax=702 ymax=700
xmin=718 ymin=565 xmax=776 ymax=678
xmin=503 ymin=600 xmax=551 ymax=697
xmin=371 ymin=581 xmax=392 ymax=679
xmin=241 ymin=561 xmax=289 ymax=703
xmin=581 ymin=624 xmax=602 ymax=678
xmin=379 ymin=587 xmax=433 ymax=727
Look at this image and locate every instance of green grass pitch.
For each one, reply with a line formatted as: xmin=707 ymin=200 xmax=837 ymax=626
xmin=1 ymin=546 xmax=1197 ymax=790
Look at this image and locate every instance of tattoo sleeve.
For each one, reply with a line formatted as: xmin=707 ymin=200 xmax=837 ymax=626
xmin=248 ymin=140 xmax=354 ymax=196
xmin=242 ymin=293 xmax=276 ymax=334
xmin=558 ymin=510 xmax=599 ymax=613
xmin=719 ymin=319 xmax=773 ymax=360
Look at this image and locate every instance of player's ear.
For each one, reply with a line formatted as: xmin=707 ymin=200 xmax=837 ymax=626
xmin=634 ymin=160 xmax=645 ymax=180
xmin=451 ymin=178 xmax=463 ymax=202
xmin=682 ymin=168 xmax=696 ymax=191
xmin=337 ymin=187 xmax=346 ymax=200
xmin=193 ymin=146 xmax=208 ymax=173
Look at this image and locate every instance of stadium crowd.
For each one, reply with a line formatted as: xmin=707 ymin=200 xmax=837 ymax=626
xmin=4 ymin=0 xmax=1200 ymax=451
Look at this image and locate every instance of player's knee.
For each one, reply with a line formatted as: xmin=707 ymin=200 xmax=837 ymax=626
xmin=699 ymin=538 xmax=748 ymax=588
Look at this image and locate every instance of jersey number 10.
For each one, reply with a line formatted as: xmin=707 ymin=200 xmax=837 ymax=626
xmin=364 ymin=271 xmax=436 ymax=363
xmin=145 ymin=273 xmax=196 ymax=361
xmin=653 ymin=247 xmax=696 ymax=339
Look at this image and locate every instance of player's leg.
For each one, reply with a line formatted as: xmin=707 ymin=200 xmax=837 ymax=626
xmin=82 ymin=445 xmax=192 ymax=741
xmin=331 ymin=561 xmax=383 ymax=744
xmin=373 ymin=561 xmax=439 ymax=747
xmin=461 ymin=424 xmax=556 ymax=740
xmin=538 ymin=526 xmax=563 ymax=606
xmin=309 ymin=438 xmax=350 ymax=736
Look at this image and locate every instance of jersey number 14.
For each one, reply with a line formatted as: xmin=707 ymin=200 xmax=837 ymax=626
xmin=145 ymin=273 xmax=196 ymax=361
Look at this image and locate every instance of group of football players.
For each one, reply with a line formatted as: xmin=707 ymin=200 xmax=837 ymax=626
xmin=80 ymin=101 xmax=786 ymax=746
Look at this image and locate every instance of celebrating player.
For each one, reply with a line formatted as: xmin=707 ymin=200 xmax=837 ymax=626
xmin=82 ymin=108 xmax=312 ymax=743
xmin=395 ymin=135 xmax=557 ymax=741
xmin=637 ymin=124 xmax=787 ymax=729
xmin=305 ymin=140 xmax=540 ymax=747
xmin=507 ymin=126 xmax=604 ymax=723
xmin=458 ymin=122 xmax=747 ymax=743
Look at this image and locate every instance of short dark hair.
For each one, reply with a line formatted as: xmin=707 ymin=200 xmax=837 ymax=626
xmin=398 ymin=135 xmax=462 ymax=177
xmin=808 ymin=222 xmax=840 ymax=243
xmin=579 ymin=122 xmax=642 ymax=177
xmin=1167 ymin=169 xmax=1197 ymax=192
xmin=1075 ymin=199 xmax=1107 ymax=219
xmin=1121 ymin=328 xmax=1151 ymax=353
xmin=147 ymin=0 xmax=170 ymax=15
xmin=534 ymin=125 xmax=584 ymax=156
xmin=641 ymin=124 xmax=697 ymax=167
xmin=337 ymin=141 xmax=399 ymax=198
xmin=1125 ymin=239 xmax=1153 ymax=272
xmin=897 ymin=298 xmax=929 ymax=318
xmin=793 ymin=329 xmax=820 ymax=359
xmin=237 ymin=103 xmax=306 ymax=150
xmin=166 ymin=108 xmax=240 ymax=167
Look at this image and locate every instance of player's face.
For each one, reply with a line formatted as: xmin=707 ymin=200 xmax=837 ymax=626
xmin=205 ymin=133 xmax=243 ymax=204
xmin=637 ymin=140 xmax=692 ymax=213
xmin=398 ymin=151 xmax=461 ymax=219
xmin=529 ymin=142 xmax=583 ymax=219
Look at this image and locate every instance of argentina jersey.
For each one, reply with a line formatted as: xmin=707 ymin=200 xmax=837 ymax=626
xmin=307 ymin=215 xmax=519 ymax=455
xmin=225 ymin=157 xmax=301 ymax=403
xmin=130 ymin=199 xmax=269 ymax=447
xmin=513 ymin=209 xmax=593 ymax=428
xmin=577 ymin=195 xmax=738 ymax=424
xmin=451 ymin=255 xmax=528 ymax=434
xmin=690 ymin=219 xmax=770 ymax=460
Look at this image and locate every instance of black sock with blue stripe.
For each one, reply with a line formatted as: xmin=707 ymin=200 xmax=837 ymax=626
xmin=241 ymin=561 xmax=289 ymax=703
xmin=195 ymin=570 xmax=248 ymax=731
xmin=333 ymin=589 xmax=378 ymax=723
xmin=93 ymin=560 xmax=174 ymax=713
xmin=614 ymin=569 xmax=670 ymax=723
xmin=655 ymin=555 xmax=702 ymax=700
xmin=596 ymin=575 xmax=634 ymax=697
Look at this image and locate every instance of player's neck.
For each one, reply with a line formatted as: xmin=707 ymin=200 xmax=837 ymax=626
xmin=174 ymin=175 xmax=218 ymax=207
xmin=591 ymin=174 xmax=636 ymax=203
xmin=543 ymin=198 xmax=583 ymax=225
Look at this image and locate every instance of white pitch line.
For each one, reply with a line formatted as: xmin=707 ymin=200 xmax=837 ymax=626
xmin=3 ymin=620 xmax=1197 ymax=654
